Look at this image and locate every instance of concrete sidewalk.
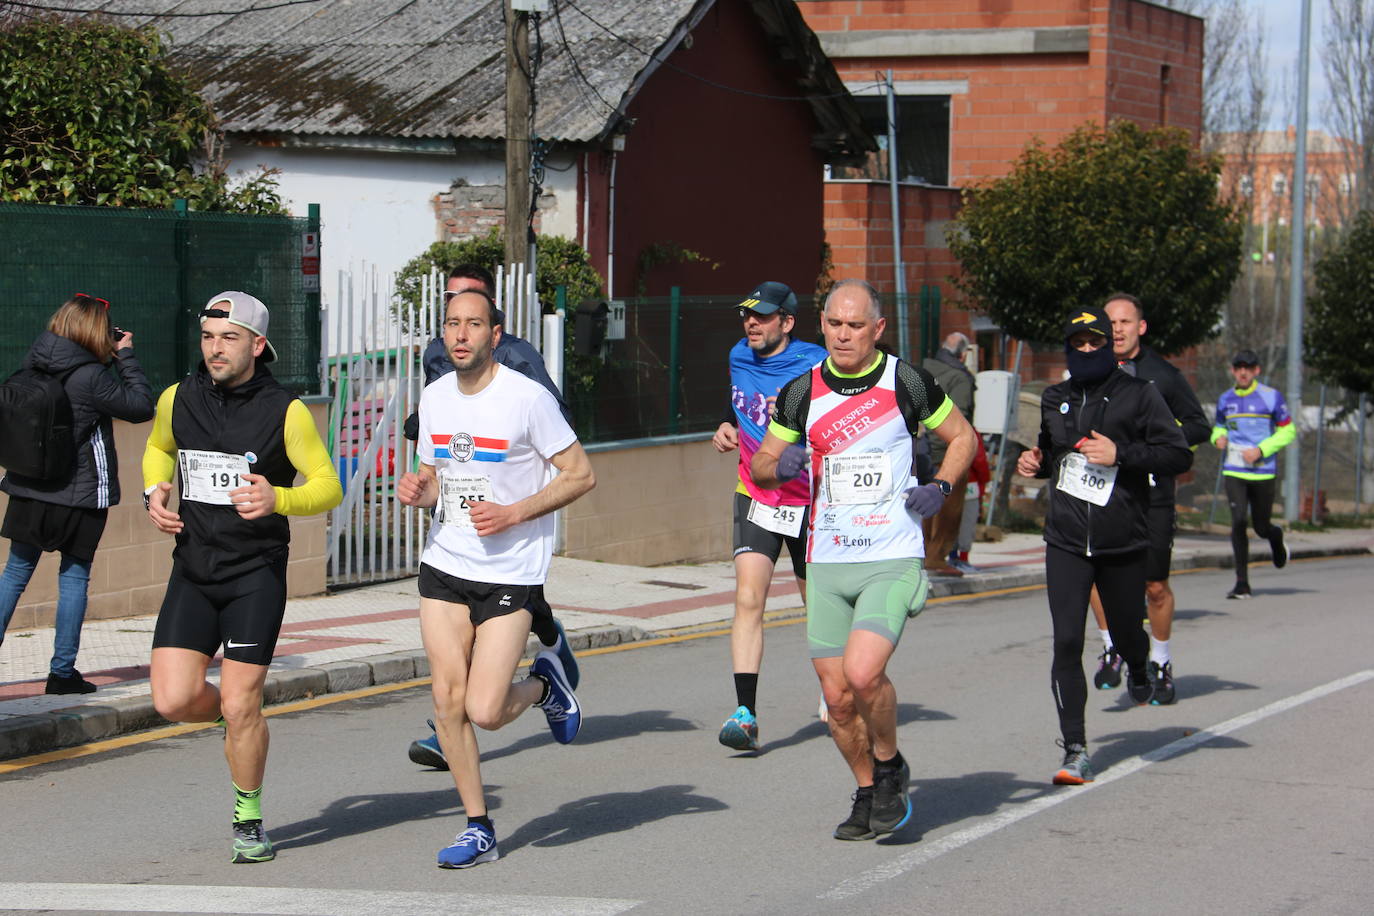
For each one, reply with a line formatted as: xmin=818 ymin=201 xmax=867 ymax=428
xmin=2 ymin=527 xmax=1370 ymax=761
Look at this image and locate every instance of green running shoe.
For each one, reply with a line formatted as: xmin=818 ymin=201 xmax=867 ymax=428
xmin=231 ymin=820 xmax=275 ymax=863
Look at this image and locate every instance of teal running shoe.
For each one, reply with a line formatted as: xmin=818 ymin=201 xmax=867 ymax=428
xmin=717 ymin=705 xmax=759 ymax=752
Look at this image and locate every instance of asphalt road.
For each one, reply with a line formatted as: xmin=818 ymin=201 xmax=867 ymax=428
xmin=1 ymin=555 xmax=1370 ymax=915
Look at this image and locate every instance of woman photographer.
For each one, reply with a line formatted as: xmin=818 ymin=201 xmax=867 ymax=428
xmin=0 ymin=294 xmax=155 ymax=693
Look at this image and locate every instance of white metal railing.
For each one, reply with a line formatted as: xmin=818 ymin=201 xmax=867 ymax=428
xmin=321 ymin=263 xmax=544 ymax=587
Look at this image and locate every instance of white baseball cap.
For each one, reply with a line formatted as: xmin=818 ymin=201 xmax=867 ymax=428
xmin=200 ymin=291 xmax=277 ymax=363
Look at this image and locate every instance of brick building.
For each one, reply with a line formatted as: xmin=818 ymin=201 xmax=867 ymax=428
xmin=797 ymin=0 xmax=1205 ymax=371
xmin=1212 ymin=128 xmax=1362 ymax=232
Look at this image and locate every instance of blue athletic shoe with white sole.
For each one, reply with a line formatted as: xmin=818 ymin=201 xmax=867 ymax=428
xmin=408 ymin=718 xmax=448 ymax=770
xmin=437 ymin=823 xmax=499 ymax=869
xmin=533 ymin=650 xmax=581 ymax=744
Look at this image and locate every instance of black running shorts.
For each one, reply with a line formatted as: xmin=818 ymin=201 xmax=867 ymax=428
xmin=418 ymin=563 xmax=555 ymax=629
xmin=152 ymin=559 xmax=288 ymax=666
xmin=1145 ymin=503 xmax=1176 ymax=582
xmin=731 ymin=491 xmax=808 ymax=578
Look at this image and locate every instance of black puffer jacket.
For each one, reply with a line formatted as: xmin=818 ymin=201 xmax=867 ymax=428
xmin=1 ymin=331 xmax=155 ymax=508
xmin=1036 ymin=369 xmax=1192 ymax=556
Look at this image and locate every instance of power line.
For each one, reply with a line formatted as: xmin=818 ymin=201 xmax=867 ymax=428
xmin=2 ymin=0 xmax=327 ymax=16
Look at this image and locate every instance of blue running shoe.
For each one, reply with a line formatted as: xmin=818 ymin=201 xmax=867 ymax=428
xmin=437 ymin=823 xmax=499 ymax=869
xmin=546 ymin=617 xmax=579 ymax=690
xmin=532 ymin=650 xmax=581 ymax=744
xmin=718 ymin=705 xmax=759 ymax=751
xmin=408 ymin=718 xmax=449 ymax=770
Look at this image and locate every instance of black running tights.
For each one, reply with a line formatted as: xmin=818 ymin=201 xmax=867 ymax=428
xmin=1045 ymin=545 xmax=1149 ymax=746
xmin=1224 ymin=476 xmax=1277 ymax=585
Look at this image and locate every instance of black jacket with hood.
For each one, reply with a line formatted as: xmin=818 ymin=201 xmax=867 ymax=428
xmin=1 ymin=331 xmax=155 ymax=509
xmin=1035 ymin=368 xmax=1193 ymax=556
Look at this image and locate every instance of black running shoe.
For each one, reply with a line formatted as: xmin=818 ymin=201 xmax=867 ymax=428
xmin=1127 ymin=666 xmax=1153 ymax=705
xmin=1270 ymin=529 xmax=1290 ymax=569
xmin=1148 ymin=660 xmax=1176 ymax=705
xmin=1226 ymin=583 xmax=1252 ymax=600
xmin=1093 ymin=647 xmax=1123 ymax=690
xmin=869 ymin=756 xmax=912 ymax=835
xmin=833 ymin=786 xmax=876 ymax=841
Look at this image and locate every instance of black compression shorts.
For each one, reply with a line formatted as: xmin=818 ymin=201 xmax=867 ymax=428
xmin=731 ymin=491 xmax=808 ymax=578
xmin=1145 ymin=503 xmax=1176 ymax=582
xmin=418 ymin=563 xmax=554 ymax=629
xmin=152 ymin=560 xmax=288 ymax=666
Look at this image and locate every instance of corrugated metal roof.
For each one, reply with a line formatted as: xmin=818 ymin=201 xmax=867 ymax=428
xmin=36 ymin=0 xmax=871 ymax=157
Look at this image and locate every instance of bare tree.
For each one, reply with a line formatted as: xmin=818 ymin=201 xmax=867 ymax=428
xmin=1322 ymin=0 xmax=1374 ymax=225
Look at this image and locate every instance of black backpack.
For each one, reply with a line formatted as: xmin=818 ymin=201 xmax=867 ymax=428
xmin=0 ymin=366 xmax=78 ymax=480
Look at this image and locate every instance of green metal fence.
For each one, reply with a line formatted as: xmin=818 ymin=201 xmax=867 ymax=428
xmin=568 ymin=289 xmax=943 ymax=444
xmin=0 ymin=202 xmax=319 ymax=393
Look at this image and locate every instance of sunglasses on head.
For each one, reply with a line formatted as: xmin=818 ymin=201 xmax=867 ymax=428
xmin=75 ymin=293 xmax=109 ymax=310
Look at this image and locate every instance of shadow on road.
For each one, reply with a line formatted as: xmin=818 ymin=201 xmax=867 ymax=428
xmin=1099 ymin=674 xmax=1258 ymax=712
xmin=479 ymin=709 xmax=698 ymax=764
xmin=270 ymin=788 xmax=474 ymax=850
xmin=878 ymin=770 xmax=1060 ymax=846
xmin=499 ymin=784 xmax=727 ymax=855
xmin=1090 ymin=725 xmax=1250 ymax=771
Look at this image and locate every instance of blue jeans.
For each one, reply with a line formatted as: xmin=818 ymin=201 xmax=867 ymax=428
xmin=0 ymin=541 xmax=92 ymax=678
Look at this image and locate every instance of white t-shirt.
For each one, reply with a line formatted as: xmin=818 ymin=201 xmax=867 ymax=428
xmin=418 ymin=365 xmax=578 ymax=584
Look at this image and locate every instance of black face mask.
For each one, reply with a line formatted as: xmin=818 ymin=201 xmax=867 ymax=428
xmin=1066 ymin=342 xmax=1115 ymax=384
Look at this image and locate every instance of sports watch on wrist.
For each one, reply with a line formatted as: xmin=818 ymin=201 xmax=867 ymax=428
xmin=931 ymin=478 xmax=953 ymax=496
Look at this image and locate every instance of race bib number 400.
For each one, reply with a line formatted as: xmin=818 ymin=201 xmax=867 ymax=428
xmin=823 ymin=452 xmax=892 ymax=505
xmin=747 ymin=499 xmax=804 ymax=538
xmin=1057 ymin=452 xmax=1117 ymax=507
xmin=178 ymin=449 xmax=250 ymax=505
xmin=439 ymin=474 xmax=495 ymax=528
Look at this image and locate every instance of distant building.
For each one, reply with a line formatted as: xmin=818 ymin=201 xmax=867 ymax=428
xmin=1210 ymin=128 xmax=1362 ymax=230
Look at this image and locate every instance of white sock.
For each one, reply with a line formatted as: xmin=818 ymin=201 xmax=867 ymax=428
xmin=1149 ymin=636 xmax=1170 ymax=665
xmin=1099 ymin=629 xmax=1113 ymax=650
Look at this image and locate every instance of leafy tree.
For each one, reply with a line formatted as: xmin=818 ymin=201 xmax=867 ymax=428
xmin=0 ymin=16 xmax=283 ymax=213
xmin=948 ymin=121 xmax=1243 ymax=353
xmin=1306 ymin=209 xmax=1374 ymax=394
xmin=395 ymin=229 xmax=604 ymax=318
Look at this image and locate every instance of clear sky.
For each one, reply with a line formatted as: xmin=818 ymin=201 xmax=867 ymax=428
xmin=1260 ymin=0 xmax=1330 ymax=130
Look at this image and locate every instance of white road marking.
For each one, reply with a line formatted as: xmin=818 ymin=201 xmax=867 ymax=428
xmin=822 ymin=669 xmax=1374 ymax=900
xmin=0 ymin=882 xmax=641 ymax=915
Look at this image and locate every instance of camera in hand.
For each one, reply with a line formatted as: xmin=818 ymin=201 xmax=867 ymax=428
xmin=111 ymin=326 xmax=126 ymax=342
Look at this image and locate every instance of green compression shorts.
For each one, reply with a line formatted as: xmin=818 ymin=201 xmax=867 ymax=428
xmin=805 ymin=558 xmax=930 ymax=659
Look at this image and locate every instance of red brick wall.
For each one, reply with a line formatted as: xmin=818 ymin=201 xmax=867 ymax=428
xmin=802 ymin=0 xmax=1203 ymax=183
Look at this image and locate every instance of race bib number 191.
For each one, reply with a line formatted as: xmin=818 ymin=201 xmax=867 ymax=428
xmin=178 ymin=449 xmax=250 ymax=505
xmin=1057 ymin=452 xmax=1117 ymax=507
xmin=439 ymin=474 xmax=495 ymax=528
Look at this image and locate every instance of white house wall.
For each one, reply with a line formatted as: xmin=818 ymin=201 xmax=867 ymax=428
xmin=225 ymin=142 xmax=580 ymax=354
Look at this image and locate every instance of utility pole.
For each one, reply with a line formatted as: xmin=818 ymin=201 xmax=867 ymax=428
xmin=1285 ymin=0 xmax=1313 ymax=522
xmin=504 ymin=0 xmax=533 ymax=271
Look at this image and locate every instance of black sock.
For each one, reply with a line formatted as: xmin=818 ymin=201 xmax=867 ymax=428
xmin=875 ymin=750 xmax=904 ymax=771
xmin=468 ymin=814 xmax=494 ymax=832
xmin=532 ymin=672 xmax=551 ymax=705
xmin=532 ymin=616 xmax=558 ymax=647
xmin=733 ymin=673 xmax=759 ymax=715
